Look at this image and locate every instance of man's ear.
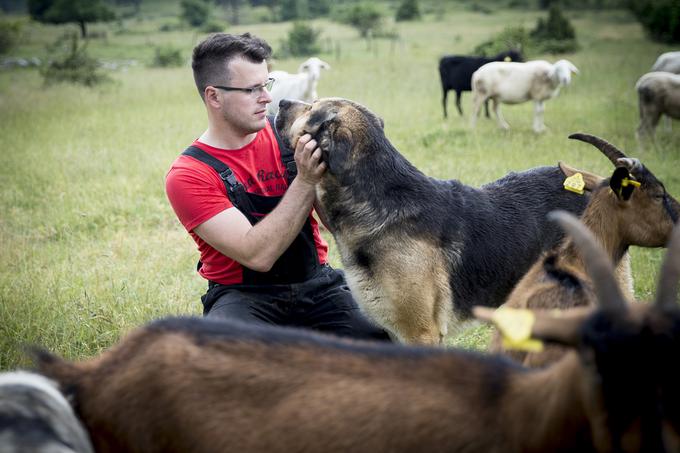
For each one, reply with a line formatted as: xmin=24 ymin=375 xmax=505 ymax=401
xmin=610 ymin=167 xmax=637 ymax=201
xmin=559 ymin=162 xmax=605 ymax=192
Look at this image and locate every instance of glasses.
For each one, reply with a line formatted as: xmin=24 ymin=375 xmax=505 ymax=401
xmin=212 ymin=78 xmax=274 ymax=97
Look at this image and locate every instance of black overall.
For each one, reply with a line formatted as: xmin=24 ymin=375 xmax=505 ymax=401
xmin=181 ymin=118 xmax=390 ymax=341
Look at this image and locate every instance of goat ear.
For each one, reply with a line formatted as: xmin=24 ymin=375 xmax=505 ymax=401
xmin=472 ymin=306 xmax=590 ymax=347
xmin=610 ymin=166 xmax=637 ymax=201
xmin=559 ymin=162 xmax=604 ymax=192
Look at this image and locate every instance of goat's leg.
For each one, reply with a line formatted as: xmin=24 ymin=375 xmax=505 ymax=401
xmin=533 ymin=101 xmax=546 ymax=133
xmin=455 ymin=90 xmax=463 ymax=116
xmin=442 ymin=89 xmax=449 ymax=118
xmin=484 ymin=99 xmax=490 ymax=118
xmin=492 ymin=98 xmax=510 ymax=130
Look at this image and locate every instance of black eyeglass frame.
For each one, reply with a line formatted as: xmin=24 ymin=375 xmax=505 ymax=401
xmin=211 ymin=78 xmax=275 ymax=95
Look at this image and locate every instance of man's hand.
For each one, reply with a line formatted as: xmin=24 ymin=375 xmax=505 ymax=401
xmin=294 ymin=134 xmax=326 ymax=185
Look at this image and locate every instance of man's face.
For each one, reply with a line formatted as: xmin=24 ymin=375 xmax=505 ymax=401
xmin=218 ymin=57 xmax=272 ymax=135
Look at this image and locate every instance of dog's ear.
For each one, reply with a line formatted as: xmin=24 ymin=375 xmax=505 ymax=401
xmin=317 ymin=124 xmax=352 ymax=175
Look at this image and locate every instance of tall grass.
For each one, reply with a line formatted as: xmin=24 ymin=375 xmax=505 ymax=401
xmin=1 ymin=7 xmax=679 ymax=368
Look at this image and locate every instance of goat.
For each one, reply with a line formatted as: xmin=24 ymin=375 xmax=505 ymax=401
xmin=652 ymin=51 xmax=680 ymax=74
xmin=438 ymin=49 xmax=523 ymax=118
xmin=490 ymin=133 xmax=680 ymax=367
xmin=636 ymin=71 xmax=680 ymax=139
xmin=34 ymin=217 xmax=680 ymax=453
xmin=267 ymin=57 xmax=330 ymax=115
xmin=0 ymin=371 xmax=94 ymax=453
xmin=471 ymin=59 xmax=579 ymax=133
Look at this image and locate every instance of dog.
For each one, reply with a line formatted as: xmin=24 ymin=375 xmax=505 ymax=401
xmin=275 ymin=98 xmax=601 ymax=344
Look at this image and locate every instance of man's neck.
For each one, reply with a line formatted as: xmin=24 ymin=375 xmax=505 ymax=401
xmin=198 ymin=124 xmax=258 ymax=150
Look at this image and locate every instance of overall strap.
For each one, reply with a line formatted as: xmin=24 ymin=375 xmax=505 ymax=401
xmin=181 ymin=145 xmax=257 ymax=220
xmin=267 ymin=115 xmax=297 ymax=184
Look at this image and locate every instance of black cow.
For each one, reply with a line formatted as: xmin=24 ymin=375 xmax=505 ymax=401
xmin=439 ymin=49 xmax=523 ymax=118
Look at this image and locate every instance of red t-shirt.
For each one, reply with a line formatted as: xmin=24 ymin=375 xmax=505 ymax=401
xmin=165 ymin=122 xmax=328 ymax=285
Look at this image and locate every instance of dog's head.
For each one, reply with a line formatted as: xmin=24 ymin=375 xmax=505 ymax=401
xmin=274 ymin=98 xmax=384 ymax=175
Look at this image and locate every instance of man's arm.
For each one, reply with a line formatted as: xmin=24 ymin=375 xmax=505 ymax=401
xmin=194 ymin=134 xmax=325 ymax=272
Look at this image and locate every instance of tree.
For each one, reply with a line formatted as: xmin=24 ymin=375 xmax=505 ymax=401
xmin=395 ymin=0 xmax=420 ymax=22
xmin=28 ymin=0 xmax=115 ymax=38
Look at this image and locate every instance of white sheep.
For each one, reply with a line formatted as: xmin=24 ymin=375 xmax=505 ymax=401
xmin=470 ymin=59 xmax=579 ymax=133
xmin=650 ymin=51 xmax=680 ymax=131
xmin=635 ymin=71 xmax=680 ymax=139
xmin=652 ymin=51 xmax=680 ymax=73
xmin=267 ymin=57 xmax=330 ymax=115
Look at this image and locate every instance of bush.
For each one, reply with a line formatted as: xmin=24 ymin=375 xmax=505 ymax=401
xmin=202 ymin=19 xmax=226 ymax=33
xmin=0 ymin=18 xmax=23 ymax=54
xmin=40 ymin=32 xmax=111 ymax=86
xmin=628 ymin=0 xmax=680 ymax=44
xmin=151 ymin=46 xmax=184 ymax=67
xmin=180 ymin=0 xmax=211 ymax=28
xmin=473 ymin=26 xmax=532 ymax=56
xmin=530 ymin=5 xmax=579 ymax=54
xmin=279 ymin=21 xmax=321 ymax=57
xmin=395 ymin=0 xmax=421 ymax=22
xmin=333 ymin=2 xmax=383 ymax=38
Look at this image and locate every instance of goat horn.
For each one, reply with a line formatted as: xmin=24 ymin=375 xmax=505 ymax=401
xmin=654 ymin=223 xmax=680 ymax=308
xmin=548 ymin=210 xmax=627 ymax=311
xmin=616 ymin=157 xmax=643 ymax=173
xmin=568 ymin=133 xmax=627 ymax=165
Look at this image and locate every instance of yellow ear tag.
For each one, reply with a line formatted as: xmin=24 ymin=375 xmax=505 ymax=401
xmin=492 ymin=307 xmax=544 ymax=352
xmin=621 ymin=178 xmax=641 ymax=188
xmin=504 ymin=56 xmax=511 ymax=62
xmin=563 ymin=172 xmax=586 ymax=195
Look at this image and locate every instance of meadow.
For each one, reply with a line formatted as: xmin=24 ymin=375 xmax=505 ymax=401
xmin=1 ymin=3 xmax=679 ymax=369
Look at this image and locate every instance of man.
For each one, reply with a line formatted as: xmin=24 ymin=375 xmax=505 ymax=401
xmin=166 ymin=33 xmax=389 ymax=341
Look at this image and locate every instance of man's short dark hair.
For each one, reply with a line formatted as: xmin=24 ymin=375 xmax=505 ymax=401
xmin=192 ymin=32 xmax=272 ymax=100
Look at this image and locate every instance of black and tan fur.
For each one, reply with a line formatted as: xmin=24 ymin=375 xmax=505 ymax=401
xmin=275 ymin=98 xmax=598 ymax=344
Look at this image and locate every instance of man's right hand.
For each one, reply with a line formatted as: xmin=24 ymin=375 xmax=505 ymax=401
xmin=294 ymin=134 xmax=326 ymax=186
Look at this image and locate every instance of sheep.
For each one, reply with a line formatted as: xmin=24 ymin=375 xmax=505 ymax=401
xmin=471 ymin=59 xmax=579 ymax=133
xmin=651 ymin=52 xmax=680 ymax=132
xmin=438 ymin=49 xmax=523 ymax=118
xmin=267 ymin=57 xmax=330 ymax=115
xmin=652 ymin=51 xmax=680 ymax=74
xmin=33 ymin=217 xmax=680 ymax=453
xmin=0 ymin=371 xmax=94 ymax=453
xmin=490 ymin=133 xmax=680 ymax=367
xmin=635 ymin=71 xmax=680 ymax=139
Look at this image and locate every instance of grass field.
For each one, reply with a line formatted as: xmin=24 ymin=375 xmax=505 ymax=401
xmin=1 ymin=4 xmax=679 ymax=369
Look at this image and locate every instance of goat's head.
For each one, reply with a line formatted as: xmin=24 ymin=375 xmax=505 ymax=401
xmin=298 ymin=57 xmax=331 ymax=83
xmin=552 ymin=59 xmax=579 ymax=86
xmin=477 ymin=210 xmax=680 ymax=452
xmin=569 ymin=133 xmax=680 ymax=247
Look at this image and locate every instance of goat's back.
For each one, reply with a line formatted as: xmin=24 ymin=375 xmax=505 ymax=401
xmin=35 ymin=317 xmax=523 ymax=453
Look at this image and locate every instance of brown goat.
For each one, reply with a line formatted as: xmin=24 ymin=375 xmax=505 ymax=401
xmin=34 ymin=215 xmax=680 ymax=453
xmin=491 ymin=133 xmax=680 ymax=367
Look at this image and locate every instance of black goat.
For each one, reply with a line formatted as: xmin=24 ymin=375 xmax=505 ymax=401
xmin=439 ymin=49 xmax=523 ymax=118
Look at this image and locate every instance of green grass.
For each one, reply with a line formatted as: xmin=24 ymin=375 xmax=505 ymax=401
xmin=1 ymin=6 xmax=679 ymax=368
